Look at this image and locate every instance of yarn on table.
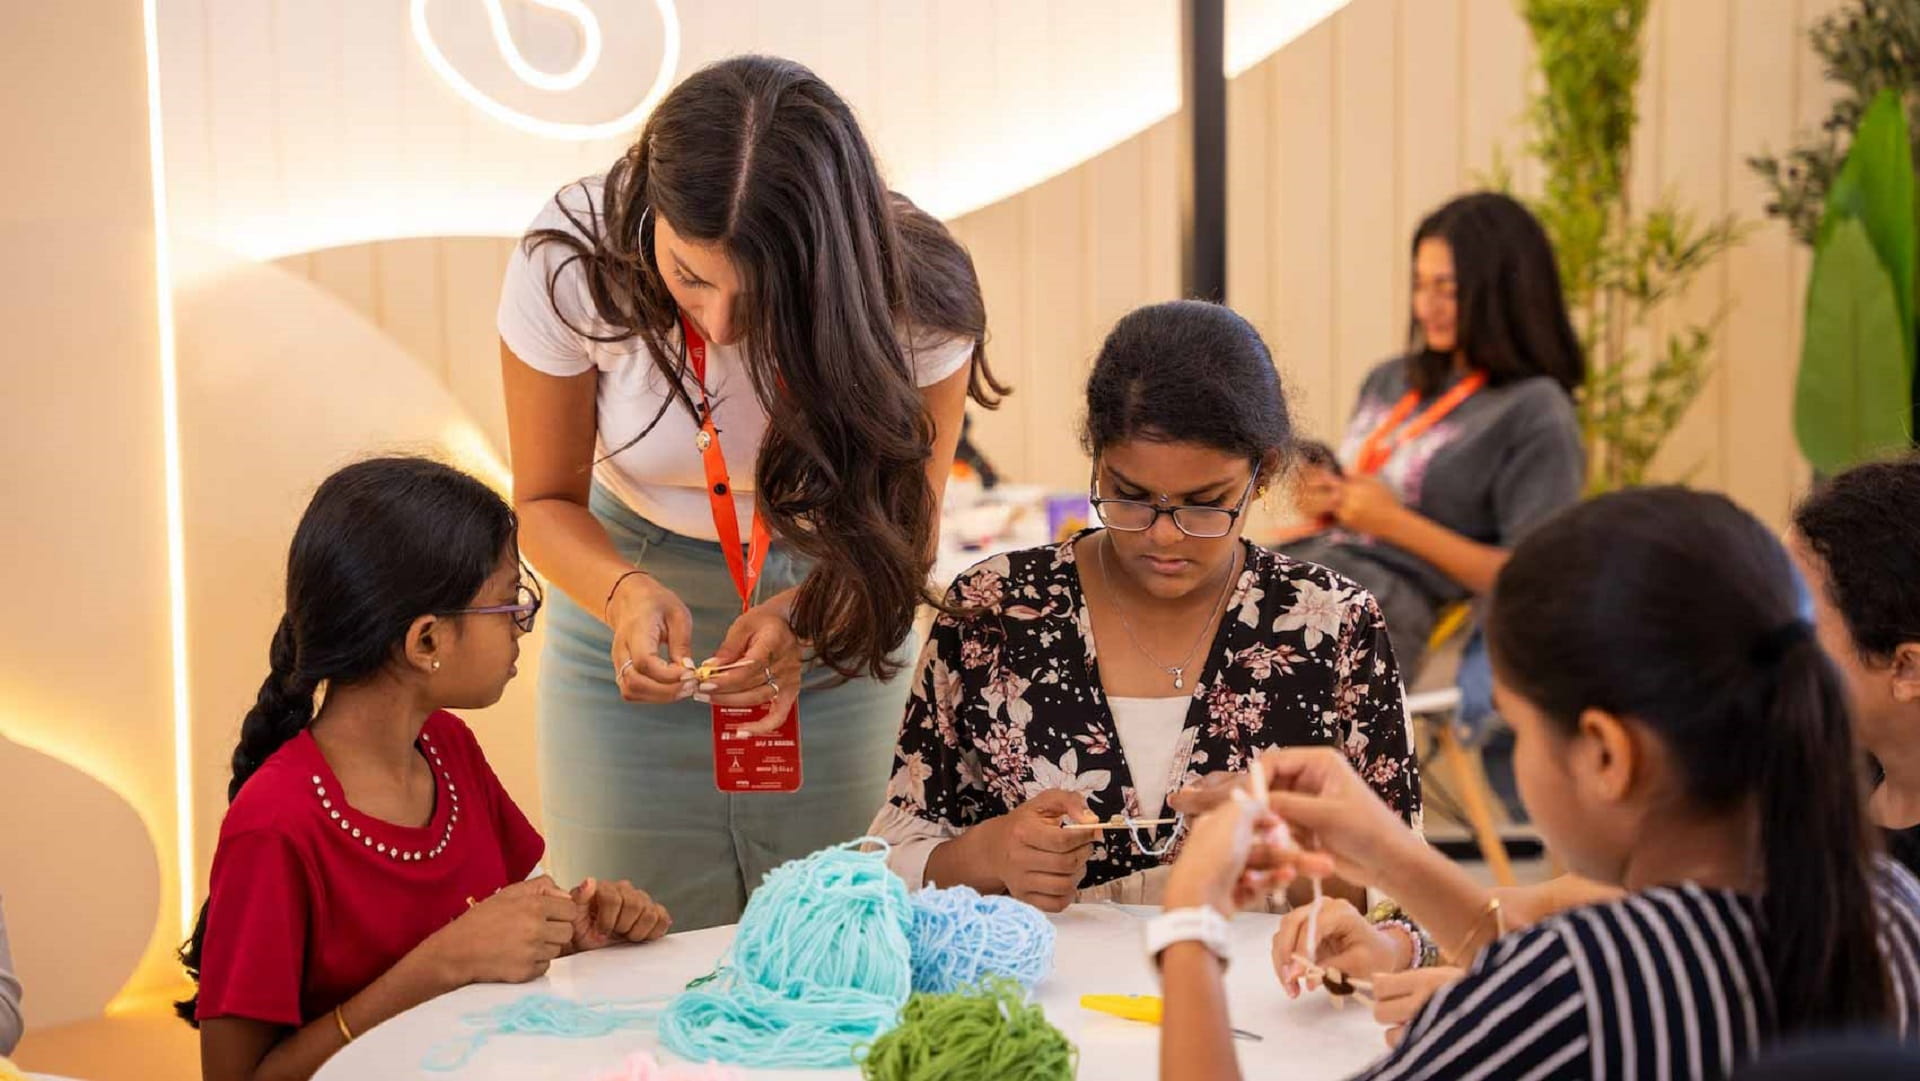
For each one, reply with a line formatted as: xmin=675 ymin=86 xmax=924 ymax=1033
xmin=907 ymin=884 xmax=1055 ymax=994
xmin=658 ymin=839 xmax=916 ymax=1068
xmin=856 ymin=976 xmax=1076 ymax=1081
xmin=423 ymin=994 xmax=666 ymax=1072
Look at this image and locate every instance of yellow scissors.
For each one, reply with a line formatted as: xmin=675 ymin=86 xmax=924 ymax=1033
xmin=1080 ymin=994 xmax=1262 ymax=1042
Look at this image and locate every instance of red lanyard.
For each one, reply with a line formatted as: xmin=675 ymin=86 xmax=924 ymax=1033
xmin=682 ymin=316 xmax=772 ymax=613
xmin=1352 ymin=371 xmax=1487 ymax=476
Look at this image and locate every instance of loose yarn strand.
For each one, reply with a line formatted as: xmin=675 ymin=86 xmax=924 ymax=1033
xmin=1124 ymin=812 xmax=1185 ymax=857
xmin=422 ymin=994 xmax=667 ymax=1072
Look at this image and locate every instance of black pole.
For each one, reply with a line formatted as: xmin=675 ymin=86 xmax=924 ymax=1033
xmin=1182 ymin=0 xmax=1227 ymax=301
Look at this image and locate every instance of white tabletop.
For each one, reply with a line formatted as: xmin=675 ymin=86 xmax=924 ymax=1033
xmin=318 ymin=904 xmax=1386 ymax=1081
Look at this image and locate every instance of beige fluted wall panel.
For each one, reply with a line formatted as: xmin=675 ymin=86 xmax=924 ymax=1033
xmin=0 ymin=0 xmax=185 ymax=1015
xmin=172 ymin=249 xmax=545 ymax=909
xmin=284 ymin=0 xmax=1849 ymax=530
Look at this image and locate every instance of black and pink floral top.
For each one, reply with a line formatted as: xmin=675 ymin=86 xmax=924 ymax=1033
xmin=884 ymin=534 xmax=1421 ymax=891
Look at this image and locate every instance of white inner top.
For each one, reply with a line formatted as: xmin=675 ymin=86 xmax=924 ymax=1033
xmin=1106 ymin=695 xmax=1191 ymax=819
xmin=497 ymin=176 xmax=975 ymax=541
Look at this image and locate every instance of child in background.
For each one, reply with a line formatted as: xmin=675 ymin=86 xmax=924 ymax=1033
xmin=1158 ymin=488 xmax=1920 ymax=1081
xmin=1791 ymin=454 xmax=1920 ymax=876
xmin=180 ymin=457 xmax=672 ymax=1081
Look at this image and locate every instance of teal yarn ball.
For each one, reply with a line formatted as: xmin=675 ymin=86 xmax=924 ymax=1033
xmin=660 ymin=839 xmax=915 ymax=1068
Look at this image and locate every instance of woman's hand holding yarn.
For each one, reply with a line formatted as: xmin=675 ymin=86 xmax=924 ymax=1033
xmin=1292 ymin=461 xmax=1346 ymax=524
xmin=608 ymin=573 xmax=698 ymax=704
xmin=1271 ymin=897 xmax=1406 ymax=998
xmin=1164 ymin=787 xmax=1306 ymax=915
xmin=983 ymin=790 xmax=1098 ymax=913
xmin=1331 ymin=474 xmax=1405 ymax=537
xmin=1252 ymin=747 xmax=1422 ymax=890
xmin=699 ymin=601 xmax=803 ymax=734
xmin=1167 ymin=770 xmax=1251 ymax=817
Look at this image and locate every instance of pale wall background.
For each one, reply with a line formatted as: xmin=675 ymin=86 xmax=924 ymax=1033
xmin=282 ymin=0 xmax=1843 ymax=523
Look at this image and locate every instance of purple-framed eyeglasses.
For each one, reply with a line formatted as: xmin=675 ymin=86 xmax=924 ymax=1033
xmin=441 ymin=579 xmax=543 ymax=633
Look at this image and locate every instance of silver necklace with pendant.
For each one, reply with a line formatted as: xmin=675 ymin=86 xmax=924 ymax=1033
xmin=1097 ymin=533 xmax=1239 ymax=690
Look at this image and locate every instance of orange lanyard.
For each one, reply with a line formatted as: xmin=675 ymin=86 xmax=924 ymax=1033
xmin=1352 ymin=371 xmax=1487 ymax=476
xmin=682 ymin=316 xmax=772 ymax=613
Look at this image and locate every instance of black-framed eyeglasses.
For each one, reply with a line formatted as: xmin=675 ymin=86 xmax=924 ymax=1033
xmin=1089 ymin=466 xmax=1261 ymax=539
xmin=442 ymin=581 xmax=543 ymax=633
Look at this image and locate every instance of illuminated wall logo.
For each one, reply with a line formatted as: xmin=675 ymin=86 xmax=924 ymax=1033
xmin=409 ymin=0 xmax=681 ymax=140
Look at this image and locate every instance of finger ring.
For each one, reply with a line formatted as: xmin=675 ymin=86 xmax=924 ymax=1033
xmin=767 ymin=675 xmax=781 ymax=697
xmin=619 ymin=659 xmax=635 ymax=678
xmin=762 ymin=664 xmax=775 ymax=687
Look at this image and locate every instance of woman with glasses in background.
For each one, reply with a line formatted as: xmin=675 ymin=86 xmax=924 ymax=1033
xmin=869 ymin=302 xmax=1418 ymax=910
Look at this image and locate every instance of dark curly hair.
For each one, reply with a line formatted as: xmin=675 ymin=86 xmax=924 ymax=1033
xmin=1793 ymin=453 xmax=1920 ymax=661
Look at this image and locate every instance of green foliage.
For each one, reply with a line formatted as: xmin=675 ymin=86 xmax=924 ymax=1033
xmin=1819 ymin=90 xmax=1917 ymax=339
xmin=1750 ymin=0 xmax=1920 ymax=248
xmin=1515 ymin=0 xmax=1744 ymax=491
xmin=1796 ymin=219 xmax=1913 ymax=469
xmin=1795 ymin=91 xmax=1918 ymax=471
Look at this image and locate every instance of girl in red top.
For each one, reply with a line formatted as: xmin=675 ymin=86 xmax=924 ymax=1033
xmin=177 ymin=457 xmax=673 ymax=1081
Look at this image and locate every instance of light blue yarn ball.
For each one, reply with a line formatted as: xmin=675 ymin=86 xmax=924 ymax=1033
xmin=907 ymin=884 xmax=1056 ymax=994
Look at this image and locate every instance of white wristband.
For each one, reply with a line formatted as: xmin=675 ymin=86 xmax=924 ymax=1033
xmin=1144 ymin=906 xmax=1232 ymax=971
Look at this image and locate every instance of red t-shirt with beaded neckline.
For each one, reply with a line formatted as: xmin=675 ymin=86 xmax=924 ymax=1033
xmin=195 ymin=711 xmax=544 ymax=1027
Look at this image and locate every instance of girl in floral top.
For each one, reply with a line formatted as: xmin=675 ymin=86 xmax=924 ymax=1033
xmin=871 ymin=301 xmax=1420 ymax=910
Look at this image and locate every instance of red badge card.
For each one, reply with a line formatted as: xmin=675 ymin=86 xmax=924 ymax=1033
xmin=711 ymin=703 xmax=803 ymax=793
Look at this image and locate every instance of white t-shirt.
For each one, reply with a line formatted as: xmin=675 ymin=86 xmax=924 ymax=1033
xmin=1106 ymin=696 xmax=1191 ymax=819
xmin=497 ymin=178 xmax=976 ymax=541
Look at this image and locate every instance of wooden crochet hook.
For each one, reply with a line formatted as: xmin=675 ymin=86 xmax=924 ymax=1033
xmin=1061 ymin=817 xmax=1180 ymax=831
xmin=691 ymin=659 xmax=757 ymax=681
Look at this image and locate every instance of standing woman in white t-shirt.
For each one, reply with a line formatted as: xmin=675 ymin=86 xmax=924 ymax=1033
xmin=498 ymin=55 xmax=1004 ymax=929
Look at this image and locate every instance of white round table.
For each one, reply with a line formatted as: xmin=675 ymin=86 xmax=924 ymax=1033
xmin=317 ymin=904 xmax=1387 ymax=1080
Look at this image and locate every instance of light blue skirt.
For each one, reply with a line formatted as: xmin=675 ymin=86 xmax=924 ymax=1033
xmin=536 ymin=485 xmax=914 ymax=930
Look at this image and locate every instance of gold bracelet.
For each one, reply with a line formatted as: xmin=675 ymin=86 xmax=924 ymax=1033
xmin=1446 ymin=896 xmax=1504 ymax=965
xmin=333 ymin=1004 xmax=356 ymax=1044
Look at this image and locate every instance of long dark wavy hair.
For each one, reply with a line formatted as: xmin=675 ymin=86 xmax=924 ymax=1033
xmin=1490 ymin=488 xmax=1889 ymax=1035
xmin=1406 ymin=191 xmax=1584 ymax=399
xmin=526 ymin=55 xmax=1004 ymax=679
xmin=175 ymin=457 xmax=519 ymax=1025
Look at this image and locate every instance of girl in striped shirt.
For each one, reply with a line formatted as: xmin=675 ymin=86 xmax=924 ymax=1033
xmin=1158 ymin=487 xmax=1920 ymax=1081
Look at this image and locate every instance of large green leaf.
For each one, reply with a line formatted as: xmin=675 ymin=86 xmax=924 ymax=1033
xmin=1797 ymin=217 xmax=1915 ymax=473
xmin=1817 ymin=90 xmax=1916 ymax=372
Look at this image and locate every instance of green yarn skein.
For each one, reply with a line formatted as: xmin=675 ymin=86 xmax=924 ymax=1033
xmin=856 ymin=976 xmax=1077 ymax=1081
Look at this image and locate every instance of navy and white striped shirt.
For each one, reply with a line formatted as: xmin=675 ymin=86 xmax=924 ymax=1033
xmin=1353 ymin=860 xmax=1920 ymax=1081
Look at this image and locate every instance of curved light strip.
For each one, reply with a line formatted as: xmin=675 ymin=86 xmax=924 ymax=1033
xmin=480 ymin=0 xmax=601 ymax=93
xmin=143 ymin=0 xmax=195 ymax=939
xmin=410 ymin=0 xmax=681 ymax=141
